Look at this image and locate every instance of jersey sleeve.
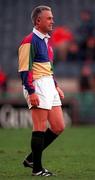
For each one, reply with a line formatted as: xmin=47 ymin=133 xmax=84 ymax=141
xmin=18 ymin=34 xmax=35 ymax=94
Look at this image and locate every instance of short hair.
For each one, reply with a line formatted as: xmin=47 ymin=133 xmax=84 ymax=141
xmin=31 ymin=5 xmax=51 ymax=25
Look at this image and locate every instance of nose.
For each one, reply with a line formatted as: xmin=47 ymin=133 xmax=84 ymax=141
xmin=52 ymin=19 xmax=54 ymax=24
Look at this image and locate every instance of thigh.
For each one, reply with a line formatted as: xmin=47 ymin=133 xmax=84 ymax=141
xmin=48 ymin=106 xmax=65 ymax=134
xmin=31 ymin=108 xmax=48 ymax=132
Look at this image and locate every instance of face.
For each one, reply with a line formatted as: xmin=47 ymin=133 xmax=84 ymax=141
xmin=36 ymin=10 xmax=54 ymax=34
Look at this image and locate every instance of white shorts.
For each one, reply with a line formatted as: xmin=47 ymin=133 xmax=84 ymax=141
xmin=23 ymin=76 xmax=62 ymax=110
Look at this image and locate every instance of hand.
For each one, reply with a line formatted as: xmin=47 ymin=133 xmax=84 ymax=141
xmin=56 ymin=86 xmax=64 ymax=99
xmin=29 ymin=93 xmax=40 ymax=106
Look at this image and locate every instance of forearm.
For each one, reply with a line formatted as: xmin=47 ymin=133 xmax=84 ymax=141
xmin=20 ymin=71 xmax=35 ymax=94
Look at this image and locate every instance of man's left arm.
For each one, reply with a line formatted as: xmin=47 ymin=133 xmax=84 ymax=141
xmin=53 ymin=75 xmax=64 ymax=99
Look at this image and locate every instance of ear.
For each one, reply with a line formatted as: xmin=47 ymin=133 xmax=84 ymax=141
xmin=36 ymin=17 xmax=40 ymax=25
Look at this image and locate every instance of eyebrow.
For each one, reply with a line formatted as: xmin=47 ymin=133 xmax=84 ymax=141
xmin=48 ymin=15 xmax=53 ymax=18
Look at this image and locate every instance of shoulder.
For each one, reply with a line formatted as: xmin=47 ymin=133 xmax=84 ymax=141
xmin=20 ymin=33 xmax=41 ymax=46
xmin=20 ymin=33 xmax=33 ymax=45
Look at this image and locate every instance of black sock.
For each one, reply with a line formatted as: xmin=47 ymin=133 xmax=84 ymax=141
xmin=25 ymin=152 xmax=32 ymax=162
xmin=44 ymin=128 xmax=58 ymax=149
xmin=26 ymin=128 xmax=58 ymax=162
xmin=31 ymin=131 xmax=44 ymax=173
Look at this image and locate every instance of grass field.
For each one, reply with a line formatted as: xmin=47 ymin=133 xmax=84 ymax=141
xmin=0 ymin=126 xmax=95 ymax=180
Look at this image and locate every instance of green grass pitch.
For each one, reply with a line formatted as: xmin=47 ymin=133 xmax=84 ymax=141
xmin=0 ymin=126 xmax=95 ymax=180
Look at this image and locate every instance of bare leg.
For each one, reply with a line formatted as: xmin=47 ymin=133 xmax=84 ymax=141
xmin=48 ymin=106 xmax=65 ymax=135
xmin=30 ymin=108 xmax=48 ymax=173
xmin=31 ymin=108 xmax=48 ymax=131
xmin=24 ymin=106 xmax=65 ymax=168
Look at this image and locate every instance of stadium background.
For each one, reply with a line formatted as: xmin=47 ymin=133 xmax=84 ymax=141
xmin=0 ymin=0 xmax=95 ymax=127
xmin=0 ymin=1 xmax=95 ymax=179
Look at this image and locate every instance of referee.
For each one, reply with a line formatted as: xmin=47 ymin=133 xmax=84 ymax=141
xmin=18 ymin=5 xmax=65 ymax=177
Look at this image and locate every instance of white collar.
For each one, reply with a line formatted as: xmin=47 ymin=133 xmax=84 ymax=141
xmin=33 ymin=27 xmax=50 ymax=40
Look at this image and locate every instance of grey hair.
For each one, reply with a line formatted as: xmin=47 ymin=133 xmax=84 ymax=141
xmin=31 ymin=5 xmax=51 ymax=25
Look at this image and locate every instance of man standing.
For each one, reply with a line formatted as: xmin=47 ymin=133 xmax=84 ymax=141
xmin=18 ymin=5 xmax=65 ymax=176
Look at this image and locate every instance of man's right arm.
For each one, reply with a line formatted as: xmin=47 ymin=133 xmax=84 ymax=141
xmin=18 ymin=38 xmax=35 ymax=94
xmin=18 ymin=35 xmax=39 ymax=106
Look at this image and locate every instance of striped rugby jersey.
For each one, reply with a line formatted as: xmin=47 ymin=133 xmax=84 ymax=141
xmin=18 ymin=28 xmax=57 ymax=95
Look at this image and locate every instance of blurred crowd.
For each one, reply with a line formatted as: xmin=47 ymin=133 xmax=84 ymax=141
xmin=52 ymin=9 xmax=95 ymax=64
xmin=0 ymin=66 xmax=7 ymax=96
xmin=69 ymin=9 xmax=95 ymax=64
xmin=51 ymin=9 xmax=95 ymax=93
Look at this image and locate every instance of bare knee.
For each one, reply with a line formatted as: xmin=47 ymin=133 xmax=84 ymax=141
xmin=51 ymin=122 xmax=65 ymax=135
xmin=56 ymin=123 xmax=65 ymax=134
